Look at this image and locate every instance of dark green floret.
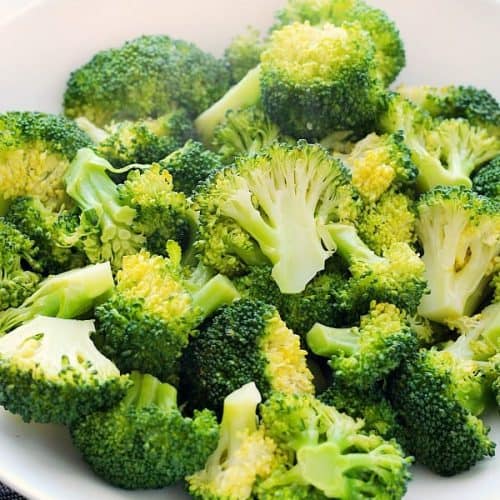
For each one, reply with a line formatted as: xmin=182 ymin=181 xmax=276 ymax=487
xmin=71 ymin=371 xmax=218 ymax=489
xmin=0 ymin=111 xmax=92 ymax=210
xmin=64 ymin=35 xmax=231 ymax=126
xmin=181 ymin=298 xmax=314 ymax=412
xmin=0 ymin=262 xmax=114 ymax=334
xmin=473 ymin=156 xmax=500 ymax=200
xmin=258 ymin=392 xmax=412 ymax=499
xmin=93 ymin=247 xmax=240 ymax=381
xmin=416 ymin=186 xmax=500 ymax=323
xmin=158 ymin=139 xmax=223 ymax=195
xmin=0 ymin=315 xmax=129 ymax=424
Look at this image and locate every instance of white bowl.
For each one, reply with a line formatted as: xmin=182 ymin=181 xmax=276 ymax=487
xmin=0 ymin=0 xmax=499 ymax=499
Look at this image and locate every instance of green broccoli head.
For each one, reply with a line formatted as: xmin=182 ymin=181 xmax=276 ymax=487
xmin=77 ymin=109 xmax=194 ymax=167
xmin=158 ymin=139 xmax=223 ymax=195
xmin=187 ymin=382 xmax=280 ymax=499
xmin=224 ymin=27 xmax=267 ymax=84
xmin=416 ymin=186 xmax=500 ymax=323
xmin=259 ymin=392 xmax=412 ymax=499
xmin=5 ymin=196 xmax=88 ymax=274
xmin=0 ymin=315 xmax=129 ymax=424
xmin=64 ymin=35 xmax=231 ymax=126
xmin=389 ymin=348 xmax=495 ymax=476
xmin=273 ymin=0 xmax=405 ymax=85
xmin=307 ymin=301 xmax=417 ymax=388
xmin=181 ymin=298 xmax=314 ymax=412
xmin=0 ymin=262 xmax=115 ymax=334
xmin=473 ymin=156 xmax=500 ymax=200
xmin=261 ymin=21 xmax=384 ymax=140
xmin=195 ymin=142 xmax=358 ymax=293
xmin=0 ymin=220 xmax=40 ymax=311
xmin=0 ymin=111 xmax=92 ymax=209
xmin=72 ymin=371 xmax=218 ymax=489
xmin=94 ymin=248 xmax=239 ymax=381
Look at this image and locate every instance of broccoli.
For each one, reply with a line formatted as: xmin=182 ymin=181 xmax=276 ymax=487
xmin=158 ymin=139 xmax=223 ymax=195
xmin=258 ymin=392 xmax=412 ymax=499
xmin=194 ymin=142 xmax=358 ymax=293
xmin=211 ymin=105 xmax=284 ymax=165
xmin=187 ymin=382 xmax=279 ymax=499
xmin=181 ymin=299 xmax=314 ymax=412
xmin=388 ymin=348 xmax=495 ymax=475
xmin=224 ymin=27 xmax=267 ymax=84
xmin=71 ymin=371 xmax=218 ymax=489
xmin=473 ymin=156 xmax=500 ymax=200
xmin=0 ymin=315 xmax=129 ymax=424
xmin=416 ymin=186 xmax=500 ymax=323
xmin=326 ymin=223 xmax=427 ymax=320
xmin=0 ymin=111 xmax=92 ymax=210
xmin=76 ymin=109 xmax=194 ymax=167
xmin=64 ymin=35 xmax=231 ymax=126
xmin=0 ymin=262 xmax=114 ymax=334
xmin=0 ymin=220 xmax=40 ymax=311
xmin=307 ymin=302 xmax=417 ymax=388
xmin=378 ymin=93 xmax=500 ymax=190
xmin=93 ymin=246 xmax=239 ymax=381
xmin=5 ymin=196 xmax=87 ymax=274
xmin=273 ymin=0 xmax=406 ymax=85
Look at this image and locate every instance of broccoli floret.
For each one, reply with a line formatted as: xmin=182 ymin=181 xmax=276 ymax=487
xmin=273 ymin=0 xmax=406 ymax=85
xmin=327 ymin=223 xmax=427 ymax=320
xmin=0 ymin=220 xmax=40 ymax=311
xmin=224 ymin=27 xmax=267 ymax=84
xmin=187 ymin=382 xmax=280 ymax=499
xmin=0 ymin=315 xmax=129 ymax=424
xmin=71 ymin=371 xmax=218 ymax=489
xmin=379 ymin=93 xmax=500 ymax=190
xmin=408 ymin=314 xmax=451 ymax=347
xmin=94 ymin=246 xmax=239 ymax=381
xmin=64 ymin=35 xmax=231 ymax=126
xmin=473 ymin=156 xmax=500 ymax=200
xmin=258 ymin=392 xmax=412 ymax=499
xmin=307 ymin=302 xmax=417 ymax=388
xmin=76 ymin=109 xmax=194 ymax=167
xmin=212 ymin=105 xmax=284 ymax=165
xmin=5 ymin=196 xmax=87 ymax=274
xmin=416 ymin=186 xmax=500 ymax=323
xmin=0 ymin=111 xmax=92 ymax=210
xmin=158 ymin=139 xmax=223 ymax=195
xmin=260 ymin=21 xmax=384 ymax=140
xmin=181 ymin=299 xmax=314 ymax=412
xmin=195 ymin=142 xmax=357 ymax=293
xmin=388 ymin=348 xmax=496 ymax=475
xmin=0 ymin=262 xmax=114 ymax=334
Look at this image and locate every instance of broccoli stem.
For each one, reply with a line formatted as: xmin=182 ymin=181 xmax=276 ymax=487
xmin=191 ymin=274 xmax=240 ymax=319
xmin=307 ymin=323 xmax=358 ymax=357
xmin=195 ymin=66 xmax=261 ymax=144
xmin=75 ymin=117 xmax=109 ymax=144
xmin=123 ymin=372 xmax=178 ymax=411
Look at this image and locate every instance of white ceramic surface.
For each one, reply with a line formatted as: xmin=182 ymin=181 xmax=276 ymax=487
xmin=0 ymin=0 xmax=499 ymax=498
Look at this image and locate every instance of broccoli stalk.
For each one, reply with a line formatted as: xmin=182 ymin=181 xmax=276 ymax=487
xmin=0 ymin=262 xmax=114 ymax=334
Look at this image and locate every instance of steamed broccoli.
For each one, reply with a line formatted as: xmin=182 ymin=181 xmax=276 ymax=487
xmin=181 ymin=299 xmax=314 ymax=412
xmin=258 ymin=392 xmax=412 ymax=499
xmin=0 ymin=315 xmax=129 ymax=424
xmin=416 ymin=186 xmax=500 ymax=323
xmin=0 ymin=111 xmax=91 ymax=210
xmin=0 ymin=262 xmax=114 ymax=334
xmin=64 ymin=35 xmax=231 ymax=125
xmin=93 ymin=246 xmax=239 ymax=381
xmin=473 ymin=156 xmax=500 ymax=200
xmin=76 ymin=109 xmax=194 ymax=167
xmin=0 ymin=220 xmax=40 ymax=311
xmin=195 ymin=142 xmax=357 ymax=293
xmin=307 ymin=302 xmax=417 ymax=388
xmin=273 ymin=0 xmax=406 ymax=85
xmin=158 ymin=139 xmax=223 ymax=195
xmin=72 ymin=371 xmax=218 ymax=489
xmin=187 ymin=382 xmax=279 ymax=499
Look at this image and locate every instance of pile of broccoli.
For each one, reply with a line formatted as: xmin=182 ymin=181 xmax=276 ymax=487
xmin=0 ymin=0 xmax=499 ymax=497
